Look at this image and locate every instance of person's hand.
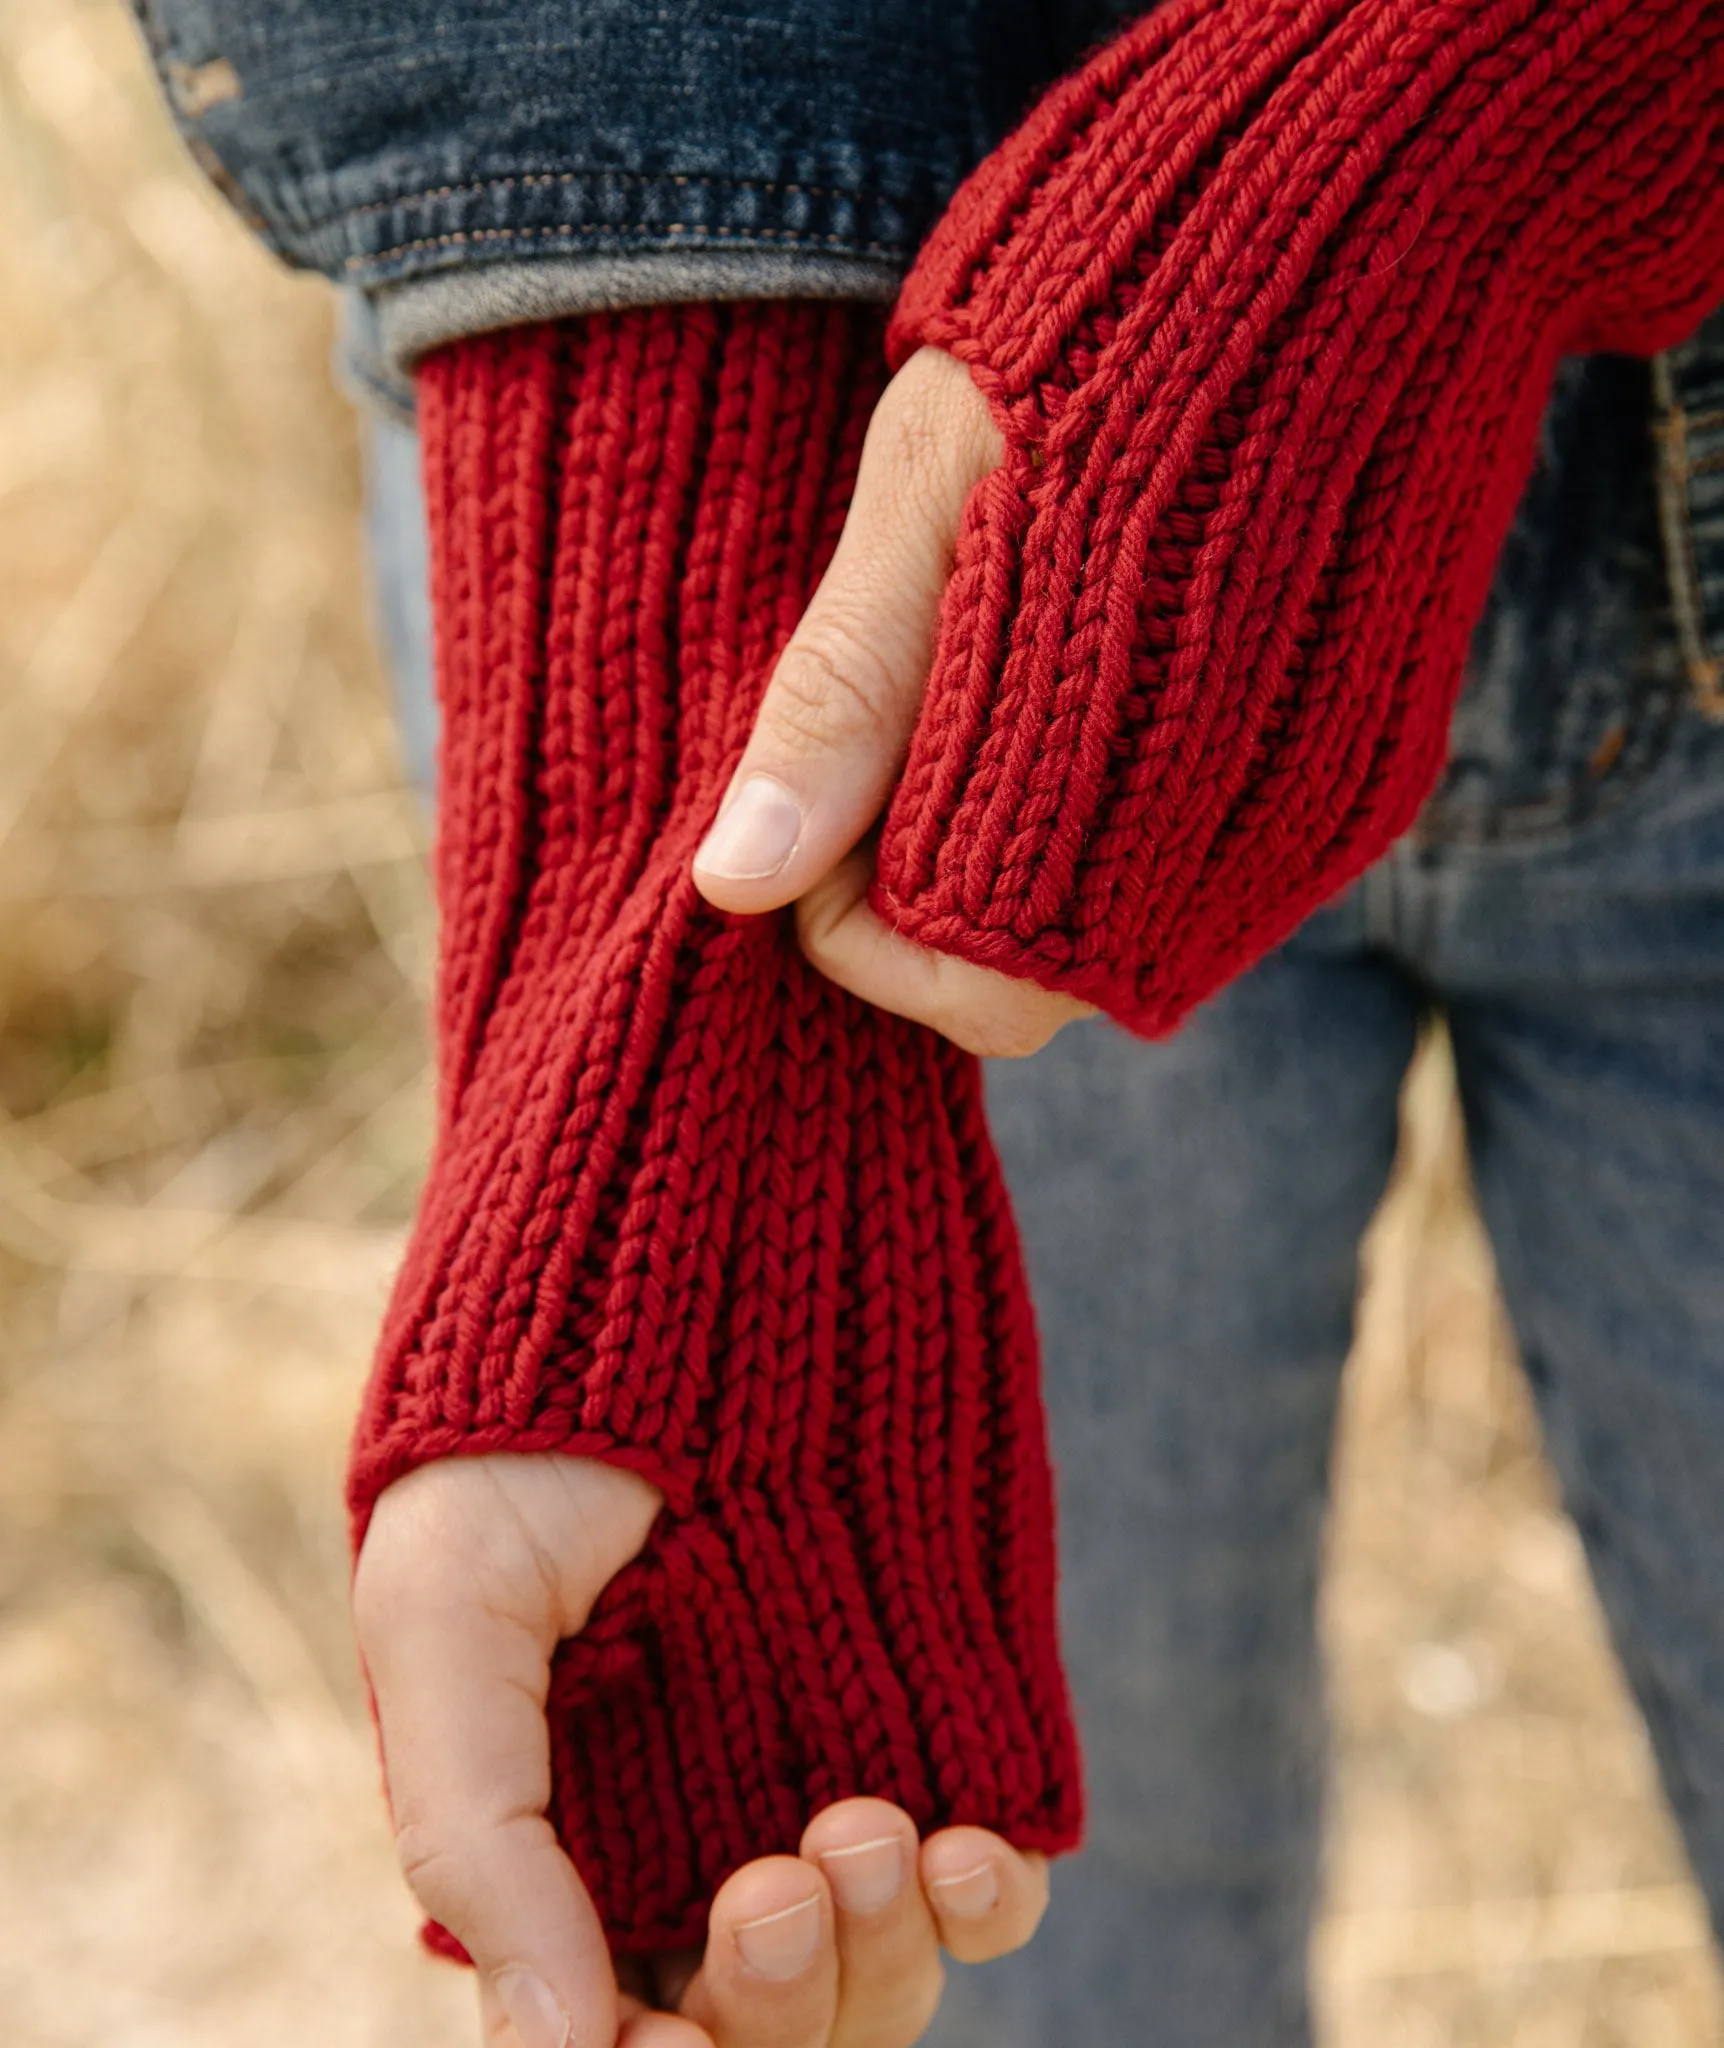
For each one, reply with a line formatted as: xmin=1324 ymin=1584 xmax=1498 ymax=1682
xmin=353 ymin=1454 xmax=1051 ymax=2047
xmin=691 ymin=348 xmax=1094 ymax=1060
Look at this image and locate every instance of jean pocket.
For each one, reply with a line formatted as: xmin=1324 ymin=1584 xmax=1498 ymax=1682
xmin=1653 ymin=304 xmax=1724 ymax=721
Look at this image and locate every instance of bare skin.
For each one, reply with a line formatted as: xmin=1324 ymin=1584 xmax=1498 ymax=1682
xmin=356 ymin=350 xmax=1075 ymax=2048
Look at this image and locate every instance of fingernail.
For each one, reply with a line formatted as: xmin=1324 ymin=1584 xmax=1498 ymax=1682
xmin=929 ymin=1858 xmax=999 ymax=1920
xmin=735 ymin=1894 xmax=821 ymax=1980
xmin=495 ymin=1967 xmax=570 ymax=2048
xmin=694 ymin=776 xmax=803 ymax=882
xmin=817 ymin=1833 xmax=905 ymax=1915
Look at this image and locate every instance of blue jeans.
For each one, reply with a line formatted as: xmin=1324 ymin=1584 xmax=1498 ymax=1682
xmin=364 ymin=336 xmax=1724 ymax=2044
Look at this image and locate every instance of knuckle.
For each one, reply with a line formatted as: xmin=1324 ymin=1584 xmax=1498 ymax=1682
xmin=874 ymin=352 xmax=1001 ymax=499
xmin=392 ymin=1817 xmax=467 ymax=1911
xmin=392 ymin=1807 xmax=535 ymax=1931
xmin=769 ymin=630 xmax=897 ymax=754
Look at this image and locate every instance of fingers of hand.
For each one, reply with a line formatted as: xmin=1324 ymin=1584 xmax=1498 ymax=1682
xmin=678 ymin=1857 xmax=840 ymax=2048
xmin=795 ymin=848 xmax=1094 ymax=1058
xmin=668 ymin=1802 xmax=1045 ymax=2048
xmin=692 ymin=348 xmax=1001 ymax=913
xmin=354 ymin=1457 xmax=665 ymax=2048
xmin=920 ymin=1830 xmax=1050 ymax=1967
xmin=800 ymin=1799 xmax=943 ymax=2048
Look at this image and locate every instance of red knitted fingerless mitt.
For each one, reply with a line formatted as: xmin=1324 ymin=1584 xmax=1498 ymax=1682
xmin=348 ymin=302 xmax=1082 ymax=1952
xmin=878 ymin=0 xmax=1724 ymax=1034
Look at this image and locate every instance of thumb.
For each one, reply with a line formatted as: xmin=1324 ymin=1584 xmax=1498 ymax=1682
xmin=691 ymin=347 xmax=1001 ymax=914
xmin=352 ymin=1455 xmax=663 ymax=2048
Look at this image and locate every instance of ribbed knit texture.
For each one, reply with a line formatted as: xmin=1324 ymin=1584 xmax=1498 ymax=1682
xmin=878 ymin=0 xmax=1724 ymax=1034
xmin=348 ymin=301 xmax=1082 ymax=1954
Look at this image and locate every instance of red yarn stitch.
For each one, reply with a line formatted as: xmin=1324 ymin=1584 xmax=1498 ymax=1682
xmin=348 ymin=302 xmax=1082 ymax=1954
xmin=878 ymin=0 xmax=1724 ymax=1034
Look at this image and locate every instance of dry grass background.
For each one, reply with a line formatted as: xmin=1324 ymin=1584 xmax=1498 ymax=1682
xmin=0 ymin=5 xmax=1719 ymax=2043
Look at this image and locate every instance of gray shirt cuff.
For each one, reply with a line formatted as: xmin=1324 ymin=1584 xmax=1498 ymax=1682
xmin=338 ymin=247 xmax=904 ymax=421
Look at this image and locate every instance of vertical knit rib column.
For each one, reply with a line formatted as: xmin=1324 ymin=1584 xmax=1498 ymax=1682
xmin=348 ymin=302 xmax=1083 ymax=1952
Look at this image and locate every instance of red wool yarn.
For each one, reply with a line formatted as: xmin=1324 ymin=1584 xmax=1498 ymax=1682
xmin=878 ymin=0 xmax=1724 ymax=1033
xmin=349 ymin=302 xmax=1083 ymax=1954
